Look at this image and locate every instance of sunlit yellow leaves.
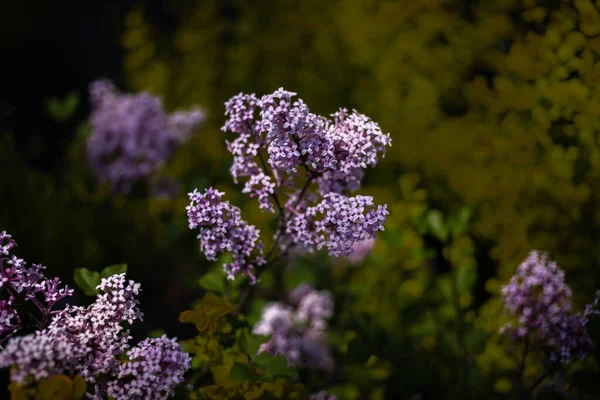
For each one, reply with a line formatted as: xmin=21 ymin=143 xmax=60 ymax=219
xmin=179 ymin=292 xmax=232 ymax=333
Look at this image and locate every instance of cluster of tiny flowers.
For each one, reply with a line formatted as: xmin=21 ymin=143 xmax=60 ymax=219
xmin=190 ymin=88 xmax=390 ymax=281
xmin=500 ymin=251 xmax=598 ymax=363
xmin=0 ymin=231 xmax=73 ymax=346
xmin=0 ymin=274 xmax=143 ymax=383
xmin=88 ymin=79 xmax=204 ymax=192
xmin=187 ymin=187 xmax=265 ymax=282
xmin=222 ymin=88 xmax=391 ymax=209
xmin=105 ymin=335 xmax=191 ymax=400
xmin=286 ymin=194 xmax=388 ymax=257
xmin=0 ymin=273 xmax=190 ymax=398
xmin=253 ymin=284 xmax=334 ymax=370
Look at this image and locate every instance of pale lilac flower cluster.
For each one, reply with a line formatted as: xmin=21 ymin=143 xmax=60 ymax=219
xmin=0 ymin=274 xmax=143 ymax=383
xmin=253 ymin=284 xmax=334 ymax=370
xmin=222 ymin=88 xmax=391 ymax=208
xmin=286 ymin=194 xmax=388 ymax=257
xmin=0 ymin=231 xmax=73 ymax=347
xmin=106 ymin=335 xmax=191 ymax=400
xmin=88 ymin=79 xmax=204 ymax=192
xmin=187 ymin=187 xmax=265 ymax=282
xmin=0 ymin=273 xmax=190 ymax=399
xmin=500 ymin=251 xmax=598 ymax=363
xmin=190 ymin=88 xmax=390 ymax=281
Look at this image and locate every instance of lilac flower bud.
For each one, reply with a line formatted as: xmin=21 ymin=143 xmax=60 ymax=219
xmin=88 ymin=79 xmax=204 ymax=192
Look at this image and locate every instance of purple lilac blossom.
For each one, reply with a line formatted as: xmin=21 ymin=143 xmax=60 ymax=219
xmin=88 ymin=79 xmax=204 ymax=192
xmin=0 ymin=274 xmax=143 ymax=383
xmin=222 ymin=88 xmax=391 ymax=212
xmin=253 ymin=284 xmax=334 ymax=370
xmin=187 ymin=187 xmax=265 ymax=282
xmin=105 ymin=335 xmax=191 ymax=400
xmin=0 ymin=231 xmax=73 ymax=347
xmin=286 ymin=193 xmax=388 ymax=257
xmin=500 ymin=251 xmax=598 ymax=363
xmin=0 ymin=274 xmax=191 ymax=399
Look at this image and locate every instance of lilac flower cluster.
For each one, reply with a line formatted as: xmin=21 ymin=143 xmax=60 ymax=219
xmin=253 ymin=284 xmax=334 ymax=370
xmin=106 ymin=335 xmax=191 ymax=400
xmin=0 ymin=231 xmax=73 ymax=347
xmin=500 ymin=251 xmax=598 ymax=363
xmin=187 ymin=187 xmax=265 ymax=283
xmin=190 ymin=88 xmax=390 ymax=281
xmin=223 ymin=89 xmax=391 ymax=199
xmin=286 ymin=193 xmax=388 ymax=257
xmin=88 ymin=79 xmax=205 ymax=192
xmin=0 ymin=269 xmax=190 ymax=398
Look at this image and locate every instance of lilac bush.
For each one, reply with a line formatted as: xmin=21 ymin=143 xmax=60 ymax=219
xmin=500 ymin=251 xmax=598 ymax=363
xmin=253 ymin=284 xmax=334 ymax=370
xmin=88 ymin=79 xmax=205 ymax=192
xmin=189 ymin=88 xmax=391 ymax=282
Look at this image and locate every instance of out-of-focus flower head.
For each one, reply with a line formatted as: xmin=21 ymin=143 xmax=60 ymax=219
xmin=88 ymin=79 xmax=204 ymax=192
xmin=253 ymin=284 xmax=334 ymax=370
xmin=344 ymin=237 xmax=376 ymax=265
xmin=500 ymin=251 xmax=597 ymax=363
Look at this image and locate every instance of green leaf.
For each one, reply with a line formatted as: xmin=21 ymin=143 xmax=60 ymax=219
xmin=100 ymin=263 xmax=127 ymax=279
xmin=73 ymin=268 xmax=101 ymax=296
xmin=45 ymin=92 xmax=79 ymax=122
xmin=427 ymin=210 xmax=448 ymax=242
xmin=253 ymin=353 xmax=297 ymax=378
xmin=229 ymin=362 xmax=251 ymax=383
xmin=198 ymin=268 xmax=226 ymax=294
xmin=237 ymin=328 xmax=265 ymax=356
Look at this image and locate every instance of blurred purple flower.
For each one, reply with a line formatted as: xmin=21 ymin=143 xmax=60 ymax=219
xmin=344 ymin=237 xmax=376 ymax=265
xmin=500 ymin=251 xmax=598 ymax=363
xmin=253 ymin=284 xmax=334 ymax=370
xmin=88 ymin=79 xmax=204 ymax=192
